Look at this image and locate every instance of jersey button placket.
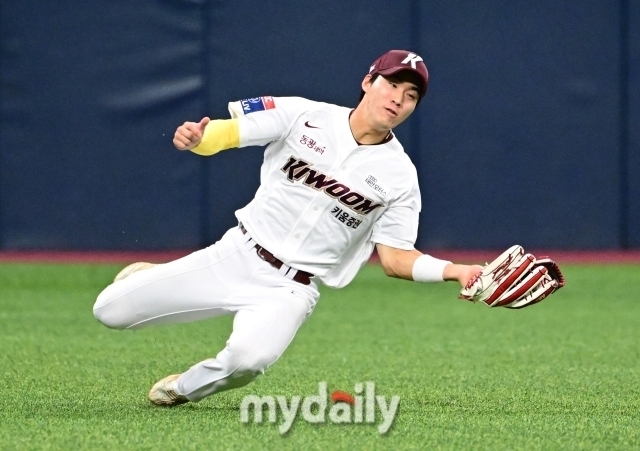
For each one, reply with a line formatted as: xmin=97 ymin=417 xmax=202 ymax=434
xmin=281 ymin=191 xmax=327 ymax=256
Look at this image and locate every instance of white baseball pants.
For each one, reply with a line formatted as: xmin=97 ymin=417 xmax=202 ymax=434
xmin=93 ymin=226 xmax=320 ymax=401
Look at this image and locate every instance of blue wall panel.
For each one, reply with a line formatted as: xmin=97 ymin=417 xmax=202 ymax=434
xmin=628 ymin=0 xmax=640 ymax=248
xmin=0 ymin=1 xmax=205 ymax=249
xmin=417 ymin=0 xmax=621 ymax=249
xmin=0 ymin=0 xmax=636 ymax=250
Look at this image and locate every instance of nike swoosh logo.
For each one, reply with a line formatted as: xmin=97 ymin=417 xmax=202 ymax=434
xmin=304 ymin=121 xmax=321 ymax=129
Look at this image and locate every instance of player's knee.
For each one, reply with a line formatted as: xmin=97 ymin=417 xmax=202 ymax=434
xmin=93 ymin=306 xmax=129 ymax=329
xmin=93 ymin=289 xmax=129 ymax=330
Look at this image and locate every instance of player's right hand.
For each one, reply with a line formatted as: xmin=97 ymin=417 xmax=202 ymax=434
xmin=173 ymin=117 xmax=210 ymax=150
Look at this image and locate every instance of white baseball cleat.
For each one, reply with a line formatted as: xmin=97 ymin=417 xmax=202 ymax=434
xmin=113 ymin=262 xmax=157 ymax=282
xmin=148 ymin=374 xmax=189 ymax=407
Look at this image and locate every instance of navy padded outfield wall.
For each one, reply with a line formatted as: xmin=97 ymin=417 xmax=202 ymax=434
xmin=628 ymin=0 xmax=640 ymax=248
xmin=0 ymin=0 xmax=638 ymax=250
xmin=417 ymin=0 xmax=623 ymax=249
xmin=0 ymin=0 xmax=205 ymax=249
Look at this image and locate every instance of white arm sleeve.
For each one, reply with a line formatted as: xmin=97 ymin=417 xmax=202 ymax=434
xmin=228 ymin=96 xmax=316 ymax=148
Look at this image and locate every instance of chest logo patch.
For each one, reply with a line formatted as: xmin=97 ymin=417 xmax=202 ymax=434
xmin=365 ymin=175 xmax=388 ymax=198
xmin=281 ymin=156 xmax=383 ymax=216
xmin=300 ymin=135 xmax=325 ymax=155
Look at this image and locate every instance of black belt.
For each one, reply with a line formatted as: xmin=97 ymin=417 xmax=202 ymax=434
xmin=239 ymin=223 xmax=313 ymax=285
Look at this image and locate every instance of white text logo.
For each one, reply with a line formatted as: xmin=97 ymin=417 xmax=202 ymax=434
xmin=239 ymin=381 xmax=399 ymax=435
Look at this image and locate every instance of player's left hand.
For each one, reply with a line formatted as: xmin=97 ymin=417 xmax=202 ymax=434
xmin=443 ymin=263 xmax=484 ymax=287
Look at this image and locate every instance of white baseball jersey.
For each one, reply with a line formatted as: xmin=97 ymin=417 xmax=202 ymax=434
xmin=229 ymin=96 xmax=421 ymax=288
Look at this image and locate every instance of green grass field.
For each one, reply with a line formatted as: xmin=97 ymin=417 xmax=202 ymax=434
xmin=1 ymin=263 xmax=639 ymax=450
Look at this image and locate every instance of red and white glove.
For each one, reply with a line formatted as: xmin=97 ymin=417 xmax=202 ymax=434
xmin=459 ymin=245 xmax=565 ymax=309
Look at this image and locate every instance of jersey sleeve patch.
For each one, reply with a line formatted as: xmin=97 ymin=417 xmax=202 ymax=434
xmin=240 ymin=96 xmax=276 ymax=114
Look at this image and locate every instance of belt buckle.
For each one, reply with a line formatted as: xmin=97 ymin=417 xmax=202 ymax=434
xmin=256 ymin=246 xmax=269 ymax=262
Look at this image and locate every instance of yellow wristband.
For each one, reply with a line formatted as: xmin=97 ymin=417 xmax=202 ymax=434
xmin=190 ymin=119 xmax=240 ymax=156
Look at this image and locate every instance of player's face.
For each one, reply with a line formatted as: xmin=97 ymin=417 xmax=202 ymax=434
xmin=361 ymin=74 xmax=419 ymax=129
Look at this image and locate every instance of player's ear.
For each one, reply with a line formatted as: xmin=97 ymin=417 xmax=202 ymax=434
xmin=361 ymin=74 xmax=374 ymax=94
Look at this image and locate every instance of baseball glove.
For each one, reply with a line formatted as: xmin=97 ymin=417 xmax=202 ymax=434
xmin=459 ymin=245 xmax=565 ymax=309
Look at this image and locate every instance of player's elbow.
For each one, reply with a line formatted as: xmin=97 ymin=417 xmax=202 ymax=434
xmin=380 ymin=256 xmax=401 ymax=278
xmin=378 ymin=246 xmax=421 ymax=280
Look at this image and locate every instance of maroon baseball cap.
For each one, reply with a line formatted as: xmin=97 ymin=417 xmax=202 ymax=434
xmin=367 ymin=49 xmax=429 ymax=98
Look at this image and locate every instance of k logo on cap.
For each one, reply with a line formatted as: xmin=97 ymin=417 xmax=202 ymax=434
xmin=367 ymin=49 xmax=429 ymax=98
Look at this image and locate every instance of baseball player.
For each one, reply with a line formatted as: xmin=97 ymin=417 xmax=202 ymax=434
xmin=93 ymin=50 xmax=483 ymax=406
